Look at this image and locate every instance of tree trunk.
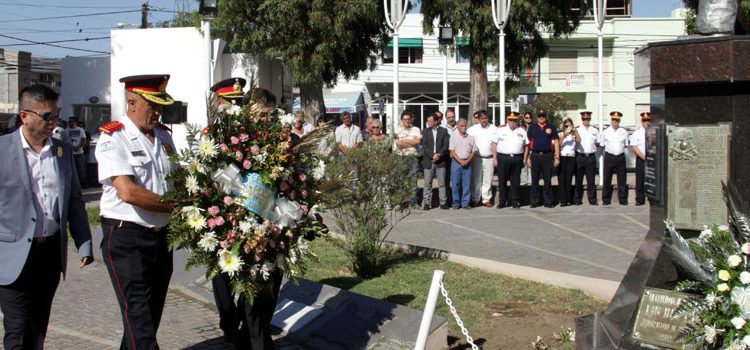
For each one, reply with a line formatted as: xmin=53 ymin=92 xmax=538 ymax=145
xmin=299 ymin=81 xmax=326 ymax=124
xmin=469 ymin=55 xmax=489 ymax=125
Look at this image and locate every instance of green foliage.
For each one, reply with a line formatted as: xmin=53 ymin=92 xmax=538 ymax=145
xmin=323 ymin=140 xmax=413 ymax=277
xmin=86 ymin=205 xmax=100 ymax=228
xmin=521 ymin=94 xmax=572 ymax=127
xmin=213 ymin=0 xmax=389 ymax=87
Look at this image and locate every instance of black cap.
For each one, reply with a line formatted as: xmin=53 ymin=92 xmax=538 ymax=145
xmin=119 ymin=74 xmax=174 ymax=105
xmin=537 ymin=110 xmax=547 ymax=117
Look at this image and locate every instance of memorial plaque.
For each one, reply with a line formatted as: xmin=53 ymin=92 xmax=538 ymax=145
xmin=666 ymin=123 xmax=730 ymax=230
xmin=632 ymin=288 xmax=693 ymax=349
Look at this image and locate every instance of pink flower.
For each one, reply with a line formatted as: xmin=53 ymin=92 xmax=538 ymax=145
xmin=300 ymin=204 xmax=308 ymax=215
xmin=207 ymin=218 xmax=217 ymax=229
xmin=239 ymin=133 xmax=250 ymax=142
xmin=279 ymin=181 xmax=289 ymax=191
xmin=243 ymin=243 xmax=252 ymax=254
xmin=214 ymin=216 xmax=225 ymax=226
xmin=250 ymin=145 xmax=260 ymax=155
xmin=219 ymin=143 xmax=228 ymax=152
xmin=207 ymin=206 xmax=220 ymax=217
xmin=219 ymin=240 xmax=229 ymax=249
xmin=223 ymin=196 xmax=234 ymax=206
xmin=299 ymin=173 xmax=307 ymax=182
xmin=227 ymin=231 xmax=236 ymax=243
xmin=202 ymin=188 xmax=213 ymax=197
xmin=230 ymin=136 xmax=240 ymax=145
xmin=235 ymin=150 xmax=243 ymax=161
xmin=243 ymin=159 xmax=252 ymax=170
xmin=301 ymin=189 xmax=308 ymax=199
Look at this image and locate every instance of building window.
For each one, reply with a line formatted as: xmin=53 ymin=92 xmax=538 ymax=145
xmin=456 ymin=45 xmax=470 ymax=64
xmin=572 ymin=0 xmax=631 ymax=17
xmin=549 ymin=51 xmax=577 ymax=80
xmin=383 ymin=46 xmax=423 ymax=64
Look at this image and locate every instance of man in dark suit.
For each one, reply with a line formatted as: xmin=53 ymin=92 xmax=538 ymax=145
xmin=0 ymin=84 xmax=93 ymax=349
xmin=421 ymin=113 xmax=451 ymax=210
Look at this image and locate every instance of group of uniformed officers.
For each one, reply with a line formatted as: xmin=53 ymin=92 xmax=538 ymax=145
xmin=464 ymin=109 xmax=651 ymax=210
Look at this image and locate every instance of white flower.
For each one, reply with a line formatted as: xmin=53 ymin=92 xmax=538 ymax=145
xmin=218 ymin=249 xmax=244 ymax=277
xmin=719 ymin=224 xmax=730 ymax=232
xmin=308 ymin=204 xmax=320 ymax=218
xmin=705 ymin=292 xmax=720 ymax=307
xmin=741 ymin=272 xmax=750 ymax=285
xmin=186 ymin=213 xmax=207 ymax=231
xmin=719 ymin=270 xmax=732 ymax=281
xmin=260 ymin=262 xmax=273 ymax=280
xmin=719 ymin=283 xmax=731 ymax=292
xmin=190 ymin=160 xmax=207 ymax=174
xmin=186 ymin=174 xmax=200 ymax=194
xmin=729 ymin=255 xmax=743 ymax=267
xmin=239 ymin=220 xmax=254 ymax=234
xmin=181 ymin=206 xmax=203 ymax=218
xmin=312 ymin=159 xmax=326 ymax=180
xmin=743 ymin=243 xmax=750 ymax=256
xmin=253 ymin=152 xmax=267 ymax=164
xmin=197 ymin=231 xmax=218 ymax=252
xmin=227 ymin=104 xmax=242 ymax=116
xmin=280 ymin=113 xmax=295 ymax=126
xmin=699 ymin=225 xmax=713 ymax=240
xmin=198 ymin=138 xmax=218 ymax=159
xmin=744 ymin=335 xmax=750 ymax=346
xmin=704 ymin=324 xmax=722 ymax=344
xmin=727 ymin=339 xmax=744 ymax=350
xmin=732 ymin=317 xmax=746 ymax=329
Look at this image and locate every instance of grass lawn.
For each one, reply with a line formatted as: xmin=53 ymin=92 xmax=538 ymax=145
xmin=304 ymin=237 xmax=607 ymax=338
xmin=86 ymin=205 xmax=101 ymax=228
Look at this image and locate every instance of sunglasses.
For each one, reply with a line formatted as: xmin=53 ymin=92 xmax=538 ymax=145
xmin=22 ymin=109 xmax=60 ymax=121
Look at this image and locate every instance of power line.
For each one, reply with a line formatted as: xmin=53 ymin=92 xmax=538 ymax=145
xmin=0 ymin=2 xmax=134 ymax=9
xmin=0 ymin=33 xmax=108 ymax=54
xmin=1 ymin=10 xmax=140 ymax=23
xmin=0 ymin=36 xmax=109 ymax=46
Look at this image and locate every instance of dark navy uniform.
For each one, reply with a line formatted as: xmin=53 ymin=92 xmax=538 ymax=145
xmin=526 ymin=111 xmax=559 ymax=207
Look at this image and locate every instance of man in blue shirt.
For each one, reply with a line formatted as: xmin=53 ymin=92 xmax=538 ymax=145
xmin=525 ymin=110 xmax=560 ymax=208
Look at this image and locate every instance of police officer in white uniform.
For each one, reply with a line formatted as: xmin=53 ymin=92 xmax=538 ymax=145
xmin=467 ymin=110 xmax=497 ymax=207
xmin=574 ymin=111 xmax=599 ymax=205
xmin=600 ymin=111 xmax=630 ymax=205
xmin=494 ymin=112 xmax=528 ymax=208
xmin=631 ymin=112 xmax=651 ymax=206
xmin=95 ymin=74 xmax=177 ymax=350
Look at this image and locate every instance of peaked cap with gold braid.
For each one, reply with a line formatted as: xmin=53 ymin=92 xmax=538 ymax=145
xmin=120 ymin=74 xmax=174 ymax=105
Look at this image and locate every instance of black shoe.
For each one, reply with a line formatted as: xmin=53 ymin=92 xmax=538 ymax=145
xmin=497 ymin=203 xmax=506 ymax=209
xmin=560 ymin=203 xmax=570 ymax=207
xmin=452 ymin=206 xmax=460 ymax=210
xmin=530 ymin=204 xmax=540 ymax=208
xmin=590 ymin=202 xmax=598 ymax=206
xmin=544 ymin=204 xmax=555 ymax=208
xmin=423 ymin=205 xmax=431 ymax=211
xmin=573 ymin=201 xmax=583 ymax=206
xmin=619 ymin=201 xmax=628 ymax=206
xmin=440 ymin=204 xmax=450 ymax=210
xmin=603 ymin=202 xmax=611 ymax=206
xmin=512 ymin=203 xmax=520 ymax=209
xmin=635 ymin=202 xmax=645 ymax=206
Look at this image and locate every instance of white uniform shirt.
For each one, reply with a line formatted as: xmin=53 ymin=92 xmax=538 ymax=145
xmin=631 ymin=127 xmax=646 ymax=153
xmin=600 ymin=126 xmax=630 ymax=156
xmin=575 ymin=125 xmax=599 ymax=154
xmin=559 ymin=133 xmax=576 ymax=157
xmin=467 ymin=124 xmax=497 ymax=157
xmin=334 ymin=124 xmax=362 ymax=149
xmin=20 ymin=127 xmax=59 ymax=238
xmin=495 ymin=125 xmax=527 ymax=155
xmin=96 ymin=116 xmax=177 ymax=228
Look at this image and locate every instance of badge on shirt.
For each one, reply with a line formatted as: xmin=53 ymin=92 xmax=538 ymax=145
xmin=545 ymin=128 xmax=552 ymax=135
xmin=98 ymin=141 xmax=113 ymax=152
xmin=131 ymin=150 xmax=146 ymax=157
xmin=56 ymin=147 xmax=63 ymax=158
xmin=517 ymin=133 xmax=524 ymax=138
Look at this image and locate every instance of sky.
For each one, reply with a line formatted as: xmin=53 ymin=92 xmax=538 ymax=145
xmin=0 ymin=0 xmax=686 ymax=59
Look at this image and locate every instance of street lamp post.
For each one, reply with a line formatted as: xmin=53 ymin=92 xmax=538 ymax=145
xmin=199 ymin=0 xmax=218 ymax=90
xmin=438 ymin=26 xmax=453 ymax=118
xmin=491 ymin=0 xmax=512 ymax=125
xmin=593 ymin=0 xmax=607 ymax=186
xmin=384 ymin=0 xmax=409 ymax=134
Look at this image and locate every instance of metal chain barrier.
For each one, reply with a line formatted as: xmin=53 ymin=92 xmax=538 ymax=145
xmin=439 ymin=280 xmax=480 ymax=350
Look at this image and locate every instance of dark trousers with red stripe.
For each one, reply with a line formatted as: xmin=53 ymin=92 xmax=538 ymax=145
xmin=0 ymin=232 xmax=61 ymax=350
xmin=101 ymin=218 xmax=173 ymax=350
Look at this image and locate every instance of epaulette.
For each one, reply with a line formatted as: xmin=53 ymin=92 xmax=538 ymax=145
xmin=98 ymin=121 xmax=124 ymax=134
xmin=157 ymin=123 xmax=172 ymax=133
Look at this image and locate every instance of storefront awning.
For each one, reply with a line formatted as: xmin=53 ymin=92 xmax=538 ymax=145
xmin=293 ymin=91 xmax=366 ymax=114
xmin=386 ymin=38 xmax=423 ymax=48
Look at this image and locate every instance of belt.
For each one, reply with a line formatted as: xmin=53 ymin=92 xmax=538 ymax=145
xmin=479 ymin=155 xmax=493 ymax=159
xmin=33 ymin=230 xmax=60 ymax=244
xmin=605 ymin=152 xmax=624 ymax=157
xmin=101 ymin=217 xmax=164 ymax=233
xmin=498 ymin=153 xmax=523 ymax=157
xmin=576 ymin=152 xmax=596 ymax=157
xmin=531 ymin=150 xmax=552 ymax=155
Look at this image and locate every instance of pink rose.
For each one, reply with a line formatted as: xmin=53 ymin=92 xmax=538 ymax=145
xmin=207 ymin=218 xmax=217 ymax=229
xmin=220 ymin=143 xmax=228 ymax=151
xmin=214 ymin=216 xmax=225 ymax=226
xmin=230 ymin=136 xmax=240 ymax=145
xmin=239 ymin=234 xmax=246 ymax=240
xmin=299 ymin=173 xmax=307 ymax=182
xmin=250 ymin=145 xmax=261 ymax=155
xmin=227 ymin=231 xmax=236 ymax=243
xmin=243 ymin=159 xmax=252 ymax=170
xmin=301 ymin=189 xmax=308 ymax=199
xmin=239 ymin=133 xmax=250 ymax=142
xmin=219 ymin=240 xmax=229 ymax=249
xmin=279 ymin=181 xmax=289 ymax=192
xmin=223 ymin=196 xmax=234 ymax=206
xmin=207 ymin=205 xmax=220 ymax=217
xmin=235 ymin=150 xmax=243 ymax=161
xmin=300 ymin=204 xmax=308 ymax=215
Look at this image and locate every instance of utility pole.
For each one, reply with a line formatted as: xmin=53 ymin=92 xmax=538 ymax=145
xmin=141 ymin=1 xmax=149 ymax=29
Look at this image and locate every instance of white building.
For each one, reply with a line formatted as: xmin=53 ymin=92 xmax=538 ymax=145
xmin=331 ymin=5 xmax=685 ymax=130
